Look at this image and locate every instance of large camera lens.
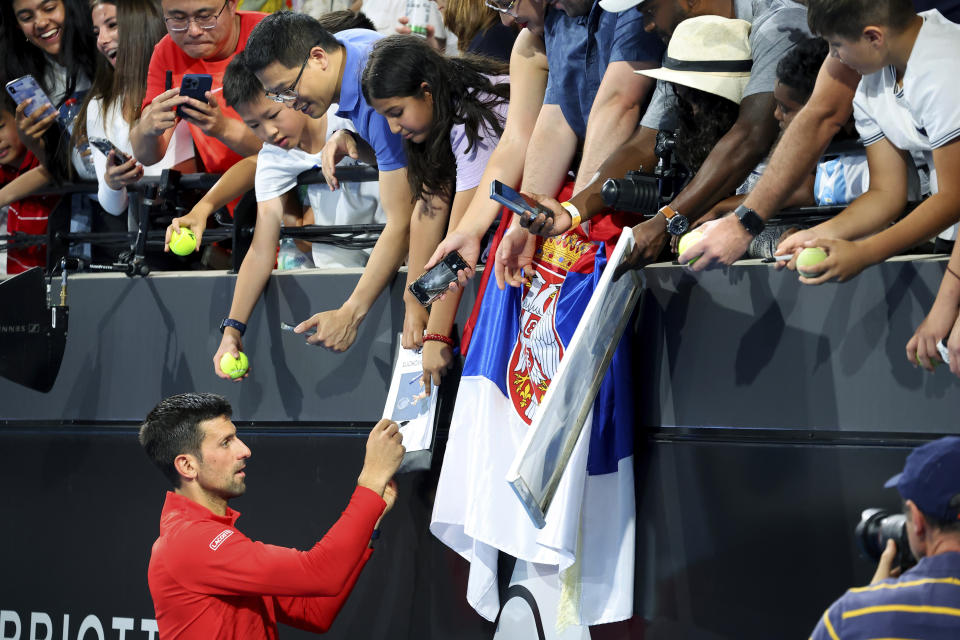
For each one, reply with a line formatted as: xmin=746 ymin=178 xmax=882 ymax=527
xmin=855 ymin=508 xmax=915 ymax=571
xmin=601 ymin=171 xmax=660 ymax=213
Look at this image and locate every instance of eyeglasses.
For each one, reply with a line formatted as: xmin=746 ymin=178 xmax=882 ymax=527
xmin=164 ymin=0 xmax=229 ymax=33
xmin=264 ymin=44 xmax=315 ymax=106
xmin=484 ymin=0 xmax=519 ymax=15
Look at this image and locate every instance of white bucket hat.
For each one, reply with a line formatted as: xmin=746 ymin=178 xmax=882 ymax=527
xmin=636 ymin=15 xmax=752 ymax=105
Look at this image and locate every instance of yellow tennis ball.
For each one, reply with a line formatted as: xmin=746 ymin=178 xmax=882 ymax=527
xmin=677 ymin=229 xmax=704 ymax=264
xmin=797 ymin=247 xmax=828 ymax=278
xmin=169 ymin=227 xmax=197 ymax=256
xmin=220 ymin=352 xmax=249 ymax=379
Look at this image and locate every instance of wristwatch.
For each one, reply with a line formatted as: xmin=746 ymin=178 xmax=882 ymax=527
xmin=219 ymin=318 xmax=247 ymax=336
xmin=658 ymin=205 xmax=689 ymax=236
xmin=734 ymin=204 xmax=765 ymax=237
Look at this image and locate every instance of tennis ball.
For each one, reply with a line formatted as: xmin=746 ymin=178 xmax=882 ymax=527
xmin=169 ymin=227 xmax=196 ymax=256
xmin=220 ymin=352 xmax=249 ymax=379
xmin=796 ymin=247 xmax=828 ymax=278
xmin=677 ymin=229 xmax=705 ymax=264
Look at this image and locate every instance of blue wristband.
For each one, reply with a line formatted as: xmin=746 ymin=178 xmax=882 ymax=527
xmin=219 ymin=318 xmax=247 ymax=336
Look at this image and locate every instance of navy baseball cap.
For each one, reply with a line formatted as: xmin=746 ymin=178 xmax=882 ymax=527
xmin=885 ymin=436 xmax=960 ymax=522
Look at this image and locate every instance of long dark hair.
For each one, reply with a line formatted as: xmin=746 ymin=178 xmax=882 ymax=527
xmin=362 ymin=35 xmax=509 ymax=203
xmin=0 ymin=0 xmax=97 ymax=105
xmin=74 ymin=0 xmax=165 ymax=153
xmin=1 ymin=0 xmax=98 ymax=182
xmin=672 ymin=85 xmax=740 ymax=174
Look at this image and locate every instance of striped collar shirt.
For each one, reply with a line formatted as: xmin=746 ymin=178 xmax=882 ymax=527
xmin=810 ymin=551 xmax=960 ymax=640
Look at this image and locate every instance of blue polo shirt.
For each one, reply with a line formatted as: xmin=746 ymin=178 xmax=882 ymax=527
xmin=335 ymin=29 xmax=407 ymax=172
xmin=810 ymin=552 xmax=960 ymax=639
xmin=543 ymin=3 xmax=663 ymax=139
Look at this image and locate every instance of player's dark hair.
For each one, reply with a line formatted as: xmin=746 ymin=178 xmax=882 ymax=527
xmin=139 ymin=393 xmax=233 ymax=488
xmin=362 ymin=34 xmax=508 ymax=203
xmin=775 ymin=36 xmax=829 ymax=103
xmin=673 ymin=86 xmax=740 ymax=174
xmin=807 ymin=0 xmax=916 ymax=39
xmin=243 ymin=11 xmax=342 ymax=74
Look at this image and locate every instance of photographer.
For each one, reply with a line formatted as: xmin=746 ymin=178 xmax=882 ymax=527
xmin=810 ymin=436 xmax=960 ymax=639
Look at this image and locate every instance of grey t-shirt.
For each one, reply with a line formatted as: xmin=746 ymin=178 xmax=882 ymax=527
xmin=640 ymin=0 xmax=810 ymax=131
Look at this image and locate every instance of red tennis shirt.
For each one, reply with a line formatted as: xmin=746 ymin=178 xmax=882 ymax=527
xmin=147 ymin=486 xmax=384 ymax=639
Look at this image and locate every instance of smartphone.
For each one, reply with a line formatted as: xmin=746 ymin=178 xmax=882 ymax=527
xmin=5 ymin=75 xmax=56 ymax=119
xmin=176 ymin=73 xmax=213 ymax=120
xmin=490 ymin=180 xmax=548 ymax=218
xmin=409 ymin=251 xmax=470 ymax=307
xmin=88 ymin=137 xmax=132 ymax=166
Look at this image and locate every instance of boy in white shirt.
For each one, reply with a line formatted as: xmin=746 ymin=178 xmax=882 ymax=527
xmin=168 ymin=54 xmax=383 ymax=380
xmin=777 ymin=0 xmax=960 ymax=283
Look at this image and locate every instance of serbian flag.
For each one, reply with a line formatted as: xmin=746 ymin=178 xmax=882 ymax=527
xmin=430 ymin=208 xmax=636 ymax=626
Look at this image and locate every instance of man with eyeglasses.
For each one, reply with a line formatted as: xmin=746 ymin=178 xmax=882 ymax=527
xmin=242 ymin=12 xmax=419 ymax=353
xmin=131 ymin=0 xmax=264 ymax=176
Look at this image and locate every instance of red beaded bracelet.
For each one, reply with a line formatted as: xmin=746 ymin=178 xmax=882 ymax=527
xmin=423 ymin=333 xmax=454 ymax=346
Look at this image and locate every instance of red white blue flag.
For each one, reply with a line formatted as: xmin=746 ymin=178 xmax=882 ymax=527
xmin=431 ymin=219 xmax=635 ymax=626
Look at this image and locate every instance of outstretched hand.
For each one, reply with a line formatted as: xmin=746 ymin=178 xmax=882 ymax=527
xmin=423 ymin=231 xmax=480 ymax=293
xmin=612 ymin=217 xmax=669 ymax=281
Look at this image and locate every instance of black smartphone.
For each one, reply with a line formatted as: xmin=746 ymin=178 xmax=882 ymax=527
xmin=88 ymin=137 xmax=132 ymax=166
xmin=176 ymin=73 xmax=213 ymax=120
xmin=409 ymin=251 xmax=470 ymax=307
xmin=490 ymin=180 xmax=547 ymax=217
xmin=5 ymin=75 xmax=56 ymax=119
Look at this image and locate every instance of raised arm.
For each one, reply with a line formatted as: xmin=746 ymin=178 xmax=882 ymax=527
xmin=165 ymin=154 xmax=259 ymax=251
xmin=296 ymin=167 xmax=414 ymax=351
xmin=212 ymin=192 xmax=287 ymax=379
xmin=423 ymin=28 xmax=549 ymax=275
xmin=686 ymin=56 xmax=861 ymax=269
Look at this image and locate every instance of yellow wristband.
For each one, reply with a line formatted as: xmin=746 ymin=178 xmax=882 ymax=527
xmin=560 ymin=201 xmax=582 ymax=229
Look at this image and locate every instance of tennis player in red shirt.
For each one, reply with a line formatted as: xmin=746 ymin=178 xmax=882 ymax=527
xmin=139 ymin=392 xmax=404 ymax=639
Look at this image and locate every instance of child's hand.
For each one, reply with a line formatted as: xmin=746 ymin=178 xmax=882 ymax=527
xmin=165 ymin=210 xmax=208 ymax=253
xmin=797 ymin=237 xmax=871 ymax=285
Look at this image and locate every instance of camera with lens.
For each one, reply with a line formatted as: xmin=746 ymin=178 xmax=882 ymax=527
xmin=600 ymin=130 xmax=689 ymax=214
xmin=855 ymin=508 xmax=916 ymax=572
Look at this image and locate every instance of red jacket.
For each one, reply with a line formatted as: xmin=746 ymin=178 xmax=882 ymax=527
xmin=147 ymin=487 xmax=385 ymax=639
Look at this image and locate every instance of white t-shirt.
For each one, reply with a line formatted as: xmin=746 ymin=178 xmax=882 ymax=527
xmin=86 ymin=98 xmax=193 ymax=215
xmin=853 ymin=9 xmax=960 ymax=239
xmin=255 ymin=108 xmax=384 ymax=268
xmin=449 ymin=75 xmax=508 ymax=193
xmin=362 ymin=0 xmax=447 ymax=41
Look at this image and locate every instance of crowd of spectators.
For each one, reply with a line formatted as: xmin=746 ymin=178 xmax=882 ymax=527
xmin=2 ymin=0 xmax=960 ymax=632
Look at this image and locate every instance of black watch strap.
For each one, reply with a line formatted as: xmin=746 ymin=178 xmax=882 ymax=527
xmin=219 ymin=318 xmax=247 ymax=335
xmin=734 ymin=205 xmax=764 ymax=237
